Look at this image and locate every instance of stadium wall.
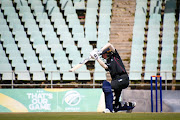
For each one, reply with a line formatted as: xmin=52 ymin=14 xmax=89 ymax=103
xmin=122 ymin=90 xmax=180 ymax=112
xmin=0 ymin=89 xmax=180 ymax=113
xmin=0 ymin=88 xmax=105 ymax=112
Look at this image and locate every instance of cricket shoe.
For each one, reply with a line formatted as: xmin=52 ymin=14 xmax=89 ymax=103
xmin=131 ymin=102 xmax=136 ymax=107
xmin=103 ymin=108 xmax=114 ymax=113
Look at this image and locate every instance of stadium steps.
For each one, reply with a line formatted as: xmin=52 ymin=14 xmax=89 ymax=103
xmin=109 ymin=0 xmax=136 ymax=72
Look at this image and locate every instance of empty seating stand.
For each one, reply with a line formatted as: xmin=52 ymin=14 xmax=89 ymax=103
xmin=0 ymin=0 xmax=113 ymax=85
xmin=129 ymin=0 xmax=147 ymax=80
xmin=144 ymin=0 xmax=162 ymax=80
xmin=176 ymin=9 xmax=180 ymax=81
xmin=160 ymin=0 xmax=176 ymax=80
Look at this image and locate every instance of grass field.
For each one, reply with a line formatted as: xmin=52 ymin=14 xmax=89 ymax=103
xmin=1 ymin=112 xmax=180 ymax=120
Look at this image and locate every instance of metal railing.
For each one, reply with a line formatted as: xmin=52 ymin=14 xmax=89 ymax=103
xmin=0 ymin=71 xmax=180 ymax=89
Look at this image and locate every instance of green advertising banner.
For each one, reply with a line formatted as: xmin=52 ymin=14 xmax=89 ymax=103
xmin=0 ymin=89 xmax=105 ymax=112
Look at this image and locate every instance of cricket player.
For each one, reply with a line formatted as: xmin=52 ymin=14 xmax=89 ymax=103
xmin=90 ymin=43 xmax=135 ymax=113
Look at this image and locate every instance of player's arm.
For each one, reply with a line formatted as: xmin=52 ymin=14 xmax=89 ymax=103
xmin=90 ymin=49 xmax=108 ymax=69
xmin=97 ymin=58 xmax=108 ymax=69
xmin=100 ymin=43 xmax=115 ymax=53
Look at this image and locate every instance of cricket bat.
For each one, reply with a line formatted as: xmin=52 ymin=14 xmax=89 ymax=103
xmin=69 ymin=56 xmax=92 ymax=72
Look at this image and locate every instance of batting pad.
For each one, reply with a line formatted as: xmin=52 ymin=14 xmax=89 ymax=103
xmin=102 ymin=80 xmax=113 ymax=112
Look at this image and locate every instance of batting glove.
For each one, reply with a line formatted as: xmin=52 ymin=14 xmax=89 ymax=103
xmin=93 ymin=48 xmax=102 ymax=55
xmin=90 ymin=49 xmax=99 ymax=60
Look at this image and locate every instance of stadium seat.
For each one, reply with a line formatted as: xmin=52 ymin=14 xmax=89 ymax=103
xmin=41 ymin=57 xmax=55 ymax=68
xmin=32 ymin=72 xmax=46 ymax=81
xmin=53 ymin=51 xmax=67 ymax=62
xmin=76 ymin=65 xmax=91 ymax=81
xmin=19 ymin=6 xmax=31 ymax=17
xmin=0 ymin=57 xmax=9 ymax=64
xmin=49 ymin=44 xmax=63 ymax=54
xmin=62 ymin=72 xmax=76 ymax=81
xmin=26 ymin=57 xmax=39 ymax=67
xmin=94 ymin=61 xmax=106 ymax=81
xmin=14 ymin=0 xmax=28 ymax=9
xmin=176 ymin=20 xmax=180 ymax=80
xmin=44 ymin=64 xmax=60 ymax=81
xmin=11 ymin=57 xmax=24 ymax=67
xmin=38 ymin=50 xmax=52 ymax=61
xmin=58 ymin=62 xmax=71 ymax=71
xmin=0 ymin=64 xmax=15 ymax=80
xmin=14 ymin=63 xmax=31 ymax=80
xmin=23 ymin=50 xmax=37 ymax=60
xmin=47 ymin=71 xmax=61 ymax=81
xmin=176 ymin=54 xmax=180 ymax=80
xmin=74 ymin=0 xmax=85 ymax=10
xmin=68 ymin=50 xmax=81 ymax=61
xmin=129 ymin=46 xmax=143 ymax=80
xmin=29 ymin=64 xmax=45 ymax=81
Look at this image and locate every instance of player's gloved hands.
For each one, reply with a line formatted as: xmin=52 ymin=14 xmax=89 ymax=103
xmin=90 ymin=49 xmax=99 ymax=60
xmin=93 ymin=48 xmax=102 ymax=55
xmin=97 ymin=49 xmax=102 ymax=55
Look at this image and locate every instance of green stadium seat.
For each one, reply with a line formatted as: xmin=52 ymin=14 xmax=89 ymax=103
xmin=29 ymin=64 xmax=45 ymax=81
xmin=14 ymin=0 xmax=28 ymax=10
xmin=129 ymin=50 xmax=143 ymax=80
xmin=76 ymin=66 xmax=91 ymax=81
xmin=36 ymin=13 xmax=48 ymax=22
xmin=41 ymin=57 xmax=54 ymax=68
xmin=74 ymin=0 xmax=85 ymax=10
xmin=71 ymin=57 xmax=83 ymax=67
xmin=19 ymin=6 xmax=31 ymax=17
xmin=62 ymin=38 xmax=75 ymax=48
xmin=62 ymin=72 xmax=76 ymax=81
xmin=94 ymin=61 xmax=106 ymax=81
xmin=38 ymin=50 xmax=52 ymax=61
xmin=23 ymin=50 xmax=36 ymax=60
xmin=8 ymin=50 xmax=22 ymax=60
xmin=0 ymin=22 xmax=9 ymax=31
xmin=86 ymin=0 xmax=98 ymax=8
xmin=12 ymin=25 xmax=24 ymax=34
xmin=68 ymin=51 xmax=81 ymax=61
xmin=26 ymin=57 xmax=39 ymax=67
xmin=44 ymin=63 xmax=57 ymax=71
xmin=50 ymin=45 xmax=63 ymax=54
xmin=1 ymin=37 xmax=16 ymax=47
xmin=58 ymin=62 xmax=71 ymax=71
xmin=144 ymin=64 xmax=158 ymax=80
xmin=0 ymin=64 xmax=15 ymax=80
xmin=47 ymin=71 xmax=61 ymax=81
xmin=65 ymin=45 xmax=78 ymax=54
xmin=81 ymin=45 xmax=93 ymax=58
xmin=77 ymin=38 xmax=90 ymax=48
xmin=11 ymin=57 xmax=24 ymax=67
xmin=32 ymin=72 xmax=46 ymax=81
xmin=51 ymin=13 xmax=64 ymax=22
xmin=13 ymin=63 xmax=31 ymax=80
xmin=21 ymin=13 xmax=34 ymax=22
xmin=47 ymin=38 xmax=60 ymax=48
xmin=35 ymin=45 xmax=48 ymax=53
xmin=0 ymin=57 xmax=9 ymax=64
xmin=176 ymin=55 xmax=180 ymax=80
